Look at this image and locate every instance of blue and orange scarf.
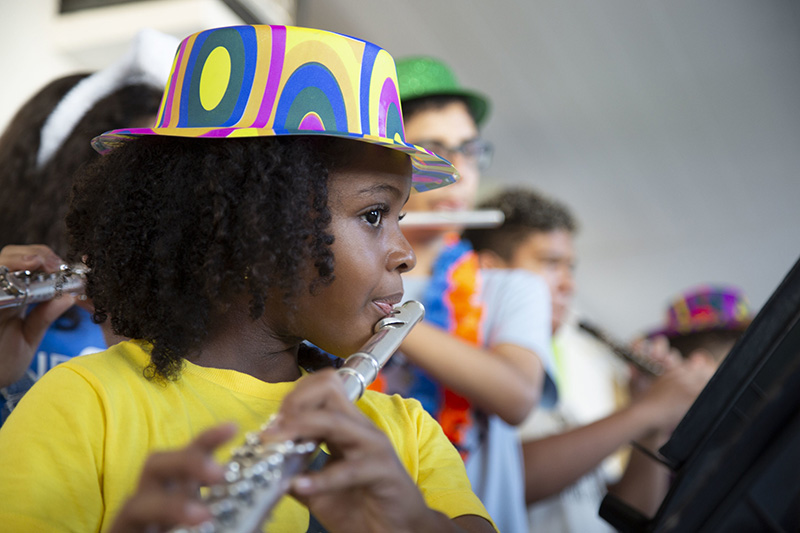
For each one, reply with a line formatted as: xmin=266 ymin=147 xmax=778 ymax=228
xmin=371 ymin=234 xmax=484 ymax=459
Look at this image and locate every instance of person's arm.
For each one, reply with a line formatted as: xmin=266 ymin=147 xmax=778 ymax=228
xmin=606 ymin=431 xmax=672 ymax=517
xmin=402 ymin=324 xmax=543 ymax=424
xmin=0 ymin=244 xmax=75 ymax=387
xmin=606 ymin=352 xmax=716 ymax=515
xmin=401 ymin=270 xmax=552 ymax=425
xmin=523 ymin=399 xmax=660 ymax=503
xmin=523 ymin=353 xmax=715 ymax=504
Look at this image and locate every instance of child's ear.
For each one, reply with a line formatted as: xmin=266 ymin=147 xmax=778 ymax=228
xmin=476 ymin=249 xmax=508 ymax=269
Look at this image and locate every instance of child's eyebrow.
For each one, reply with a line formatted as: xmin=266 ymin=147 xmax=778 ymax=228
xmin=356 ymin=183 xmax=404 ymax=198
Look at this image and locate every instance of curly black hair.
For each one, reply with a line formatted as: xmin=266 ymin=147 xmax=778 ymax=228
xmin=463 ymin=187 xmax=578 ymax=261
xmin=66 ymin=135 xmax=351 ymax=380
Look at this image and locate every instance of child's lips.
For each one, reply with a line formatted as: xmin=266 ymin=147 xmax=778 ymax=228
xmin=374 ymin=301 xmax=395 ymax=316
xmin=373 ymin=295 xmax=402 ymax=316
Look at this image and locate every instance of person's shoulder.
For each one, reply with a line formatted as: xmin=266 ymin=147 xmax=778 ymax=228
xmin=360 ymin=389 xmax=426 ymax=417
xmin=43 ymin=339 xmax=151 ymax=388
xmin=358 ymin=390 xmax=433 ymax=432
xmin=480 ymin=268 xmax=548 ymax=295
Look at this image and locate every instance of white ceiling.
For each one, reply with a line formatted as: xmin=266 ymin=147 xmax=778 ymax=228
xmin=298 ymin=0 xmax=800 ymax=339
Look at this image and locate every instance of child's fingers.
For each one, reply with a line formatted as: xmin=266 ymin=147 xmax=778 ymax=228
xmin=137 ymin=423 xmax=236 ymax=493
xmin=191 ymin=422 xmax=239 ymax=452
xmin=268 ymin=408 xmax=384 ymax=454
xmin=0 ymin=244 xmax=64 ymax=273
xmin=21 ymin=295 xmax=76 ymax=340
xmin=274 ymin=369 xmax=360 ymax=424
xmin=110 ymin=424 xmax=237 ymax=533
xmin=111 ymin=492 xmax=212 ymax=532
xmin=291 ymin=452 xmax=401 ymax=497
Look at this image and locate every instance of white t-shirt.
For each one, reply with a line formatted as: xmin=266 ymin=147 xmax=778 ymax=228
xmin=519 ymin=323 xmax=629 ymax=533
xmin=403 ymin=268 xmax=556 ymax=533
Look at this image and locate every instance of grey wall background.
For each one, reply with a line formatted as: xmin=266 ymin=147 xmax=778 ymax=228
xmin=298 ymin=0 xmax=800 ymax=339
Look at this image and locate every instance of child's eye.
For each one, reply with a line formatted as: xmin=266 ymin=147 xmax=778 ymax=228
xmin=399 ymin=211 xmax=407 ymax=221
xmin=362 ymin=208 xmax=384 ymax=227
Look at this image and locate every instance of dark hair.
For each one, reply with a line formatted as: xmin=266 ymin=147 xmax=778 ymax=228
xmin=402 ymin=94 xmax=479 ymax=126
xmin=0 ymin=75 xmax=162 ymax=257
xmin=669 ymin=329 xmax=744 ymax=362
xmin=66 ymin=135 xmax=350 ymax=380
xmin=463 ymin=188 xmax=578 ymax=261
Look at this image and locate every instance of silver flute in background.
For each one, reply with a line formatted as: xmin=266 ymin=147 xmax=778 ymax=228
xmin=172 ymin=300 xmax=425 ymax=533
xmin=0 ymin=264 xmax=87 ymax=310
xmin=399 ymin=209 xmax=505 ymax=229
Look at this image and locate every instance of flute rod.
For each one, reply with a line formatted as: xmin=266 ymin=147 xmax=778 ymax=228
xmin=578 ymin=320 xmax=663 ymax=377
xmin=0 ymin=265 xmax=86 ymax=310
xmin=399 ymin=209 xmax=505 ymax=229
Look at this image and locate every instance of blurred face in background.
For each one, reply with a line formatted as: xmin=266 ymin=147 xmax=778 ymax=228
xmin=500 ymin=229 xmax=576 ymax=334
xmin=402 ymin=100 xmax=482 ymax=215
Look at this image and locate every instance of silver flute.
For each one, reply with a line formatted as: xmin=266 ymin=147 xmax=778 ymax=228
xmin=0 ymin=264 xmax=86 ymax=310
xmin=399 ymin=209 xmax=505 ymax=229
xmin=172 ymin=300 xmax=425 ymax=533
xmin=578 ymin=320 xmax=664 ymax=377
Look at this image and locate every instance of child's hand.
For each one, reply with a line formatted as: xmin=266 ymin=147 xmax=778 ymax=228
xmin=262 ymin=369 xmax=447 ymax=533
xmin=109 ymin=423 xmax=237 ymax=533
xmin=0 ymin=244 xmax=75 ymax=388
xmin=633 ymin=352 xmax=715 ymax=436
xmin=627 ymin=335 xmax=681 ymax=401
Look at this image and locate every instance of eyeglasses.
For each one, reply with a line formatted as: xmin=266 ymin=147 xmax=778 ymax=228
xmin=415 ymin=138 xmax=494 ymax=172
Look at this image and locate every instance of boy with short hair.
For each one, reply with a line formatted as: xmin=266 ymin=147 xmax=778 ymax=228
xmin=465 ymin=188 xmax=715 ymax=531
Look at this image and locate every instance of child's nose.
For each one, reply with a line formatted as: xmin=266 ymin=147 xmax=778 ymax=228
xmin=389 ymin=232 xmax=417 ymax=273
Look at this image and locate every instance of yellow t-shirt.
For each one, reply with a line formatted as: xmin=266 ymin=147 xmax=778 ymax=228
xmin=0 ymin=340 xmax=490 ymax=532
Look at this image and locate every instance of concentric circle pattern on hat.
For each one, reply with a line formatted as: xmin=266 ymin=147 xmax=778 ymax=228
xmin=92 ymin=25 xmax=458 ymax=192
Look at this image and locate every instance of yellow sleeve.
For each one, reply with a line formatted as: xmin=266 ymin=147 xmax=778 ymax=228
xmin=410 ymin=400 xmax=494 ymax=526
xmin=0 ymin=364 xmax=107 ymax=532
xmin=360 ymin=392 xmax=494 ymax=528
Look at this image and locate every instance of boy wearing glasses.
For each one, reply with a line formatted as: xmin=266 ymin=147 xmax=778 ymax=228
xmin=374 ymin=56 xmax=557 ymax=532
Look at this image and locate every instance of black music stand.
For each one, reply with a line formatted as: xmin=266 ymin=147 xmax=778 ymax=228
xmin=599 ymin=255 xmax=800 ymax=533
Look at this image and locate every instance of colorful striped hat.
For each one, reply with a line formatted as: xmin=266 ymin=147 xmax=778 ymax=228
xmin=92 ymin=25 xmax=458 ymax=192
xmin=649 ymin=285 xmax=752 ymax=339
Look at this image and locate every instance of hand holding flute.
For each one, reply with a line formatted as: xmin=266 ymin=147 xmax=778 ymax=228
xmin=111 ymin=302 xmax=475 ymax=533
xmin=0 ymin=244 xmax=79 ymax=388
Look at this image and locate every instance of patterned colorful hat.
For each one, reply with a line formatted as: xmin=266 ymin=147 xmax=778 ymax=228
xmin=395 ymin=56 xmax=490 ymax=126
xmin=650 ymin=285 xmax=753 ymax=339
xmin=91 ymin=25 xmax=458 ymax=192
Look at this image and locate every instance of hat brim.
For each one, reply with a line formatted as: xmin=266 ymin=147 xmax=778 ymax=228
xmin=92 ymin=127 xmax=458 ymax=193
xmin=646 ymin=320 xmax=751 ymax=340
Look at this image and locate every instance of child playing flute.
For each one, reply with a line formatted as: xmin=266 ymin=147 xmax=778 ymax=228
xmin=0 ymin=25 xmax=495 ymax=533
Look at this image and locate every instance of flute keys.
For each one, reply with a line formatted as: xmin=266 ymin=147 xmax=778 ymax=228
xmin=228 ymin=479 xmax=254 ymax=502
xmin=209 ymin=499 xmax=237 ymax=525
xmin=196 ymin=523 xmax=217 ymax=533
xmin=172 ymin=521 xmax=216 ymax=533
xmin=224 ymin=461 xmax=241 ymax=483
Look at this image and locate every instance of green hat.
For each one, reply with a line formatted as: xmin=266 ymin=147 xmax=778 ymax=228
xmin=395 ymin=56 xmax=490 ymax=126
